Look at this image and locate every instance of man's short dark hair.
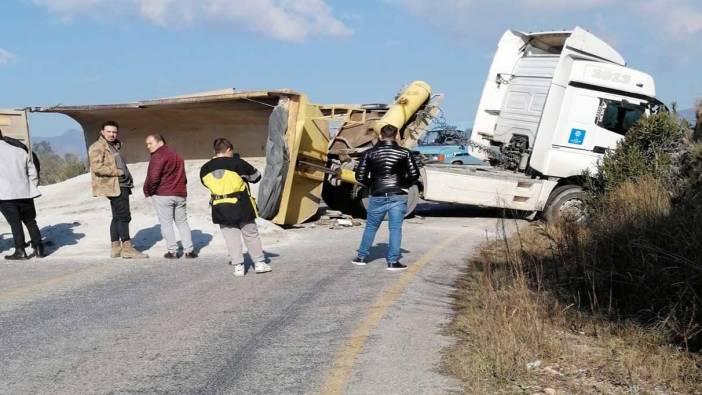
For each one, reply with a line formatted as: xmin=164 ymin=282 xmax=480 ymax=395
xmin=101 ymin=120 xmax=119 ymax=130
xmin=147 ymin=134 xmax=166 ymax=144
xmin=213 ymin=138 xmax=234 ymax=154
xmin=380 ymin=124 xmax=398 ymax=139
xmin=0 ymin=128 xmax=3 ymax=138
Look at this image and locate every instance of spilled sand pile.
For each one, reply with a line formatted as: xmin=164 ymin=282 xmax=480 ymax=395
xmin=0 ymin=158 xmax=288 ymax=259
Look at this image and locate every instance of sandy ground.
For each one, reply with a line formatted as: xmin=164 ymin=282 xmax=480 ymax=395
xmin=0 ymin=158 xmax=286 ymax=258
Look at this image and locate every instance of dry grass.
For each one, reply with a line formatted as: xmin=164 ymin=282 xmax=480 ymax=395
xmin=444 ymin=219 xmax=702 ymax=394
xmin=444 ymin=177 xmax=702 ymax=393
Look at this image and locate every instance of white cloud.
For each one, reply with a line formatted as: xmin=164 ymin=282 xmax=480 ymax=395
xmin=640 ymin=0 xmax=702 ymax=38
xmin=388 ymin=0 xmax=702 ymax=58
xmin=391 ymin=0 xmax=613 ymax=18
xmin=0 ymin=48 xmax=17 ymax=65
xmin=32 ymin=0 xmax=351 ymax=41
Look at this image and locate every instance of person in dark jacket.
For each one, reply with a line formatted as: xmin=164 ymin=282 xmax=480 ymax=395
xmin=144 ymin=134 xmax=196 ymax=259
xmin=0 ymin=129 xmax=44 ymax=260
xmin=200 ymin=138 xmax=272 ymax=277
xmin=352 ymin=125 xmax=420 ymax=271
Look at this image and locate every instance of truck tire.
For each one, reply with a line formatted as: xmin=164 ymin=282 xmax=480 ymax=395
xmin=543 ymin=185 xmax=587 ymax=224
xmin=406 ymin=184 xmax=420 ymax=217
xmin=322 ymin=179 xmax=356 ymax=214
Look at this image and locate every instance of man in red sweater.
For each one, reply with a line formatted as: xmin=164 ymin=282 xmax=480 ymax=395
xmin=143 ymin=134 xmax=196 ymax=259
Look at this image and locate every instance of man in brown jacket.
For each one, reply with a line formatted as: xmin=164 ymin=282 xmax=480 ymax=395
xmin=88 ymin=121 xmax=147 ymax=259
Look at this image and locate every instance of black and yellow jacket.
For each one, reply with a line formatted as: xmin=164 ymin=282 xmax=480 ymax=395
xmin=199 ymin=155 xmax=262 ymax=226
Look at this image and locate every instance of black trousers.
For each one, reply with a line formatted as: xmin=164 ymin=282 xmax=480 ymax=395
xmin=108 ymin=187 xmax=132 ymax=242
xmin=0 ymin=199 xmax=42 ymax=250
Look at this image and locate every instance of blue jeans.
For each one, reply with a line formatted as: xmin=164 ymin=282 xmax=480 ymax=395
xmin=356 ymin=194 xmax=408 ymax=264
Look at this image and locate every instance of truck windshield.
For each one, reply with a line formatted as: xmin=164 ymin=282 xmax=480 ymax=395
xmin=595 ymin=98 xmax=645 ymax=135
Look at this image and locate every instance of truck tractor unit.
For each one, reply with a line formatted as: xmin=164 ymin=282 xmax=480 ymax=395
xmin=423 ymin=26 xmax=662 ymax=221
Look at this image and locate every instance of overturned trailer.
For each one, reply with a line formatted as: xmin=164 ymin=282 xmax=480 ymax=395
xmin=36 ymin=89 xmax=328 ymax=226
xmin=37 ymin=89 xmax=300 ymax=163
xmin=34 ymin=83 xmax=439 ymax=226
xmin=0 ymin=109 xmax=31 ymax=144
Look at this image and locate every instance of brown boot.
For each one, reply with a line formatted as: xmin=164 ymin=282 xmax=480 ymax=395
xmin=111 ymin=241 xmax=122 ymax=258
xmin=121 ymin=240 xmax=148 ymax=259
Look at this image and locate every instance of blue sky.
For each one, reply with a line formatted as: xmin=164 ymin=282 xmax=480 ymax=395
xmin=1 ymin=0 xmax=701 ymax=137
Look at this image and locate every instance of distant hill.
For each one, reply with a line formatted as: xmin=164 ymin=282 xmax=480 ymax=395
xmin=34 ymin=129 xmax=86 ymax=159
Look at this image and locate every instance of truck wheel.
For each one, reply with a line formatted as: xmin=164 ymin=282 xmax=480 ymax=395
xmin=543 ymin=185 xmax=587 ymax=224
xmin=451 ymin=160 xmax=462 ymax=165
xmin=322 ymin=180 xmax=356 ymax=215
xmin=359 ymin=184 xmax=419 ymax=218
xmin=406 ymin=184 xmax=419 ymax=217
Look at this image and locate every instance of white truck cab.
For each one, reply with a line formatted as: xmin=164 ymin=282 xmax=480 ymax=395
xmin=421 ymin=27 xmax=659 ymax=221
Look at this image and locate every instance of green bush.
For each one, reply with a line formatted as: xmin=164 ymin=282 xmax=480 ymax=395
xmin=590 ymin=111 xmax=690 ymax=197
xmin=694 ymin=100 xmax=702 ymax=142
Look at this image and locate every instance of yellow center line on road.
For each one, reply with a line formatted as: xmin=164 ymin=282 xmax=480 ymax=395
xmin=0 ymin=264 xmax=111 ymax=303
xmin=319 ymin=231 xmax=470 ymax=395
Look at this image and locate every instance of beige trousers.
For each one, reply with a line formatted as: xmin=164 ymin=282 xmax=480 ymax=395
xmin=219 ymin=221 xmax=265 ymax=265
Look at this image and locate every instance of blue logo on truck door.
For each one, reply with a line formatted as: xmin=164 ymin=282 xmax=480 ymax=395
xmin=568 ymin=128 xmax=586 ymax=145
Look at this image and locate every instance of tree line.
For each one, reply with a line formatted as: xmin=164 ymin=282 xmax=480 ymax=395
xmin=32 ymin=141 xmax=87 ymax=185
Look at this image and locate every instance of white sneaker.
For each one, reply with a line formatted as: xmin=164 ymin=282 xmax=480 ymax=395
xmin=233 ymin=264 xmax=245 ymax=277
xmin=254 ymin=261 xmax=272 ymax=274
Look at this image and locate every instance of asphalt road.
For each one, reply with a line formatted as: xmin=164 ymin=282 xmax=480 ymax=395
xmin=0 ymin=203 xmax=506 ymax=395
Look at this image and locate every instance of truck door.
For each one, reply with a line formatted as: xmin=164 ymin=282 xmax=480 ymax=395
xmin=553 ymin=87 xmax=647 ymax=154
xmin=0 ymin=109 xmax=30 ymax=145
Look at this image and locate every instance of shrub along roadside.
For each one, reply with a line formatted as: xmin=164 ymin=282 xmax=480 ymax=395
xmin=444 ymin=110 xmax=702 ymax=393
xmin=580 ymin=111 xmax=702 ymax=351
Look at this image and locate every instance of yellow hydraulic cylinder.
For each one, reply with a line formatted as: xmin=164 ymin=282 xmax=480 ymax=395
xmin=375 ymin=81 xmax=431 ymax=134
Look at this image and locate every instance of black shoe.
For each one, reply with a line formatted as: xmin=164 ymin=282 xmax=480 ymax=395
xmin=5 ymin=249 xmax=30 ymax=261
xmin=31 ymin=242 xmax=46 ymax=258
xmin=387 ymin=261 xmax=407 ymax=271
xmin=184 ymin=251 xmax=198 ymax=259
xmin=352 ymin=256 xmax=367 ymax=266
xmin=164 ymin=252 xmax=179 ymax=259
